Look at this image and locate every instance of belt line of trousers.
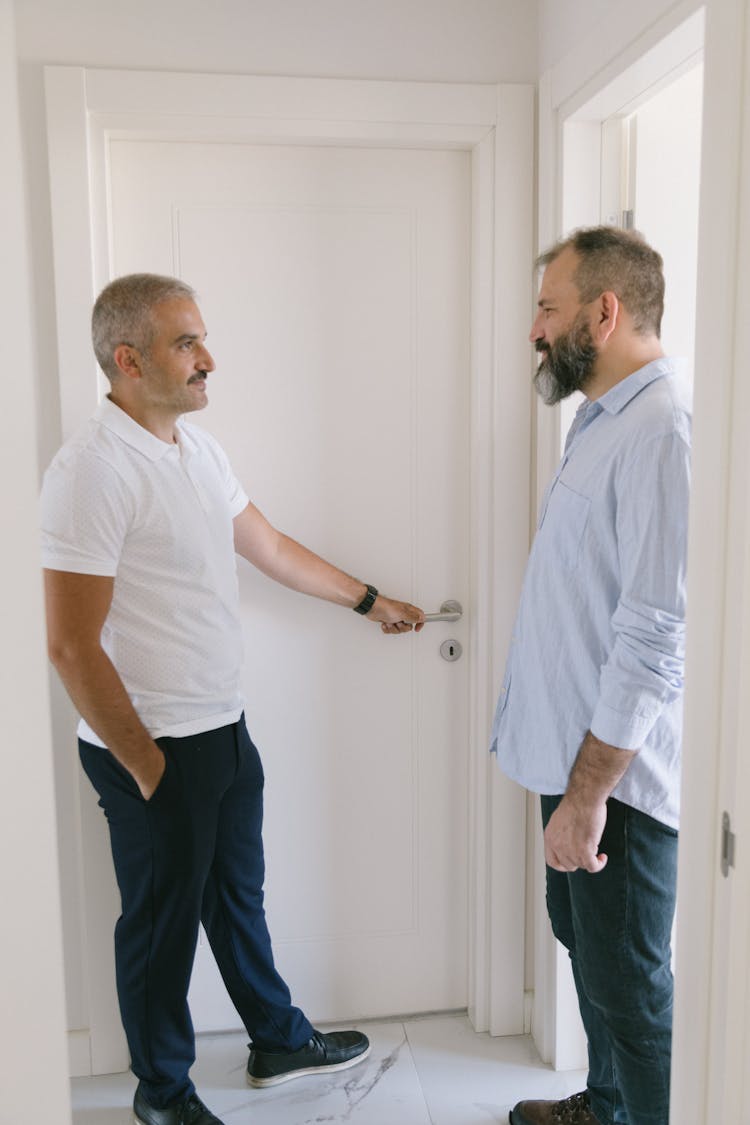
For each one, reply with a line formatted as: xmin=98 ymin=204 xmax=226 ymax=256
xmin=80 ymin=715 xmax=313 ymax=1109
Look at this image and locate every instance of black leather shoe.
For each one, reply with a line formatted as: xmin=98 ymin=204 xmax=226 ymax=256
xmin=247 ymin=1028 xmax=370 ymax=1087
xmin=133 ymin=1088 xmax=225 ymax=1125
xmin=509 ymin=1091 xmax=602 ymax=1125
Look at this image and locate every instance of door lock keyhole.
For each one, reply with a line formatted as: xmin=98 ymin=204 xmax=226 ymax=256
xmin=440 ymin=639 xmax=462 ymax=662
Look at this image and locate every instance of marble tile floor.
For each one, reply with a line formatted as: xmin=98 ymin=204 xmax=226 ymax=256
xmin=71 ymin=1012 xmax=586 ymax=1125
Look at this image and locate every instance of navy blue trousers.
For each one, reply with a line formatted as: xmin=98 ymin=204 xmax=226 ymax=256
xmin=541 ymin=796 xmax=678 ymax=1125
xmin=80 ymin=716 xmax=313 ymax=1108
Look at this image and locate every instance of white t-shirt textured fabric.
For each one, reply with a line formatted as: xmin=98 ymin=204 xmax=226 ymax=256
xmin=41 ymin=398 xmax=250 ymax=746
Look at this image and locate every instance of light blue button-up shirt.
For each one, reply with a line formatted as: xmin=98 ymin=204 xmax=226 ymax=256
xmin=490 ymin=358 xmax=691 ymax=828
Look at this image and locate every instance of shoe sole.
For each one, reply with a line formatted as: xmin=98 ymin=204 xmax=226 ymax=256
xmin=247 ymin=1043 xmax=371 ymax=1088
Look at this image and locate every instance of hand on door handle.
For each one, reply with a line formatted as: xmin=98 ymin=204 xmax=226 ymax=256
xmin=423 ymin=600 xmax=463 ymax=623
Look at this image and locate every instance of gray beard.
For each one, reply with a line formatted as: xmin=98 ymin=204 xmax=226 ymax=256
xmin=534 ymin=321 xmax=598 ymax=405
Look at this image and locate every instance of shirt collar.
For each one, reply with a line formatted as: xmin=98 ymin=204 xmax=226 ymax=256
xmin=594 ymin=357 xmax=687 ymax=416
xmin=95 ymin=397 xmax=180 ymax=461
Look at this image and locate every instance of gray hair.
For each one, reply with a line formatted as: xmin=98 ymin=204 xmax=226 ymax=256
xmin=92 ymin=273 xmax=197 ymax=380
xmin=537 ymin=226 xmax=665 ymax=337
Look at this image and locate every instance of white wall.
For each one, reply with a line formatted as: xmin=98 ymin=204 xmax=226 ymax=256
xmin=538 ymin=0 xmax=696 ymax=75
xmin=15 ymin=0 xmax=537 ymax=83
xmin=632 ymin=63 xmax=704 ymax=369
xmin=1 ymin=0 xmax=71 ymax=1118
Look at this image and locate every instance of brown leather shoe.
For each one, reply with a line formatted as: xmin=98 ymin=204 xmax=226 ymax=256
xmin=509 ymin=1091 xmax=602 ymax=1125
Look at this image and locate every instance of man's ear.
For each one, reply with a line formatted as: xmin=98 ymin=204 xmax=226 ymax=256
xmin=113 ymin=344 xmax=143 ymax=381
xmin=593 ymin=290 xmax=620 ymax=345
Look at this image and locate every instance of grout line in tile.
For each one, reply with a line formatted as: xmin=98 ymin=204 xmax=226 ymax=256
xmin=403 ymin=1018 xmax=440 ymax=1125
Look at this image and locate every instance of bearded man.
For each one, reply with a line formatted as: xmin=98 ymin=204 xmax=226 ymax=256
xmin=491 ymin=227 xmax=691 ymax=1125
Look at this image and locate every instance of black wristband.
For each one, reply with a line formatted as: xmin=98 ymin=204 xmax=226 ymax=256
xmin=353 ymin=584 xmax=378 ymax=615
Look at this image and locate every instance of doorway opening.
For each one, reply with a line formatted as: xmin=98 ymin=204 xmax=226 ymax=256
xmin=532 ymin=6 xmax=706 ymax=1070
xmin=560 ymin=30 xmax=704 ymax=443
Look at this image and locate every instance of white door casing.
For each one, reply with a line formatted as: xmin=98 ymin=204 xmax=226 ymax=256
xmin=671 ymin=0 xmax=750 ymax=1119
xmin=44 ymin=69 xmax=534 ymax=1073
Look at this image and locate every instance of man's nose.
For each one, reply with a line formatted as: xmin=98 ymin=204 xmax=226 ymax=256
xmin=197 ymin=344 xmax=215 ymax=372
xmin=529 ymin=313 xmax=545 ymax=344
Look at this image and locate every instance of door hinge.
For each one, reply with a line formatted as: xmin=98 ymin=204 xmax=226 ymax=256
xmin=721 ymin=811 xmax=736 ymax=878
xmin=621 ymin=209 xmax=635 ymax=230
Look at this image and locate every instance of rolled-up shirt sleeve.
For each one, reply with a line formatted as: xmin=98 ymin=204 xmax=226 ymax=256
xmin=590 ymin=429 xmax=690 ymax=749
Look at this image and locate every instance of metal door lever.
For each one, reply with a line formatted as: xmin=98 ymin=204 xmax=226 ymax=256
xmin=423 ymin=600 xmax=463 ymax=623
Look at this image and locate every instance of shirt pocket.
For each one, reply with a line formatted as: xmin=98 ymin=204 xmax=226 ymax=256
xmin=539 ymin=478 xmax=591 ymax=569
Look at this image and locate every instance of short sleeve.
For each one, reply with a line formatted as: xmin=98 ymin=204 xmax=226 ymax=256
xmin=40 ymin=449 xmax=134 ymax=576
xmin=186 ymin=425 xmax=249 ymax=518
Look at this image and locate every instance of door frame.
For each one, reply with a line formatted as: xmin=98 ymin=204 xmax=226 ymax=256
xmin=44 ymin=66 xmax=534 ymax=1073
xmin=670 ymin=0 xmax=750 ymax=1118
xmin=534 ymin=0 xmax=705 ymax=1070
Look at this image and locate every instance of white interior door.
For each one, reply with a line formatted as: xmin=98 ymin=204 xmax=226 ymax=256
xmin=106 ymin=139 xmax=471 ymax=1029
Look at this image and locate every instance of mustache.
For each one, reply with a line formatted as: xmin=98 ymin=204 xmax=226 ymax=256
xmin=187 ymin=371 xmax=209 ymax=383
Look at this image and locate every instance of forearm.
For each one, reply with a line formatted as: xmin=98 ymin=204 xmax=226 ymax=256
xmin=565 ymin=730 xmax=636 ymax=808
xmin=255 ymin=532 xmax=368 ymax=607
xmin=50 ymin=643 xmax=163 ymax=796
xmin=259 ymin=534 xmax=424 ymax=631
xmin=233 ymin=504 xmax=423 ymax=630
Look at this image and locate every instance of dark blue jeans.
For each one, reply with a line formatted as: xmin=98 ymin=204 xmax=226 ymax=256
xmin=541 ymin=796 xmax=678 ymax=1125
xmin=80 ymin=716 xmax=313 ymax=1109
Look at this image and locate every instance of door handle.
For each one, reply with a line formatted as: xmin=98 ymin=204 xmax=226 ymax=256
xmin=423 ymin=599 xmax=463 ymax=623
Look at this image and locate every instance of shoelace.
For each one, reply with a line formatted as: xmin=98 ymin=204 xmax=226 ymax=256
xmin=177 ymin=1094 xmax=213 ymax=1124
xmin=308 ymin=1031 xmax=328 ymax=1057
xmin=551 ymin=1091 xmax=594 ymax=1123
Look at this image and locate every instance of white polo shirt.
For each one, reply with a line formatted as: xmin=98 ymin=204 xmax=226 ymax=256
xmin=41 ymin=397 xmax=249 ymax=746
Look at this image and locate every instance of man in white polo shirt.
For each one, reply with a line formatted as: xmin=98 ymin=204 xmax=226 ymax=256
xmin=41 ymin=274 xmax=424 ymax=1125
